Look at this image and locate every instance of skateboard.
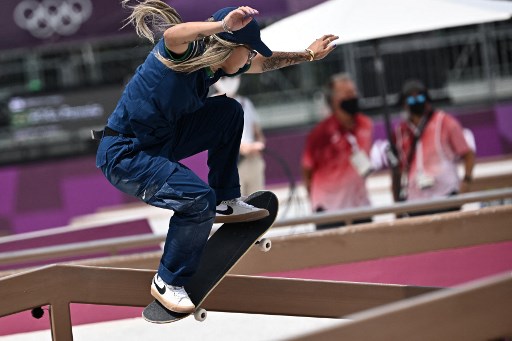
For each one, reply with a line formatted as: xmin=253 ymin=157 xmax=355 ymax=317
xmin=142 ymin=190 xmax=278 ymax=324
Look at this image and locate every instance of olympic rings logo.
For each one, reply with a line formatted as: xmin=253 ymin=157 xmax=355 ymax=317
xmin=14 ymin=0 xmax=93 ymax=39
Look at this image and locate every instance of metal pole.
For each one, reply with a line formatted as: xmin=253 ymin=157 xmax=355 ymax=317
xmin=50 ymin=301 xmax=73 ymax=341
xmin=343 ymin=43 xmax=358 ymax=85
xmin=479 ymin=23 xmax=497 ymax=104
xmin=372 ymin=40 xmax=401 ymax=201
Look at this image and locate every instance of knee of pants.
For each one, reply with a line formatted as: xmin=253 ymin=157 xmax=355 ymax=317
xmin=188 ymin=187 xmax=217 ymax=221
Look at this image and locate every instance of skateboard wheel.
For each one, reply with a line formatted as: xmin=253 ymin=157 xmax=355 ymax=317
xmin=256 ymin=238 xmax=272 ymax=252
xmin=194 ymin=308 xmax=207 ymax=322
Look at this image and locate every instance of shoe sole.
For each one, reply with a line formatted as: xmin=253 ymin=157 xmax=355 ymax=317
xmin=214 ymin=209 xmax=269 ymax=224
xmin=151 ymin=286 xmax=196 ymax=314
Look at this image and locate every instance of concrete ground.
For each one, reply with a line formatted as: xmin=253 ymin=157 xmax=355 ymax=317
xmin=0 ymin=312 xmax=344 ymax=341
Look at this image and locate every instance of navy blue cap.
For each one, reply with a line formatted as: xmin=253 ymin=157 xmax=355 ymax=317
xmin=211 ymin=7 xmax=272 ymax=57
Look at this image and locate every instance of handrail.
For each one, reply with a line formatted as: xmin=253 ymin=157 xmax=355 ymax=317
xmin=273 ymin=187 xmax=512 ymax=227
xmin=0 ymin=218 xmax=154 ymax=245
xmin=232 ymin=204 xmax=512 ymax=274
xmin=0 ymin=264 xmax=439 ymax=340
xmin=289 ymin=272 xmax=512 ymax=341
xmin=1 ymin=186 xmax=510 ymax=246
xmin=2 ymin=204 xmax=511 ymax=274
xmin=0 ymin=234 xmax=163 ymax=266
xmin=1 ymin=188 xmax=511 ymax=268
xmin=0 ymin=265 xmax=509 ymax=340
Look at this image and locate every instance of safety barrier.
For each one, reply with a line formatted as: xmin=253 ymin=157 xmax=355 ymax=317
xmin=0 ymin=264 xmax=438 ymax=340
xmin=1 ymin=190 xmax=511 ymax=339
xmin=289 ymin=272 xmax=512 ymax=341
xmin=233 ymin=204 xmax=512 ymax=274
xmin=1 ymin=188 xmax=511 ymax=271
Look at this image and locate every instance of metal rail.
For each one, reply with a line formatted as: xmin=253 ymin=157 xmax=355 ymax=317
xmin=273 ymin=187 xmax=512 ymax=227
xmin=1 ymin=188 xmax=511 ymax=268
xmin=0 ymin=265 xmax=439 ymax=340
xmin=289 ymin=272 xmax=512 ymax=341
xmin=2 ymin=176 xmax=510 ymax=245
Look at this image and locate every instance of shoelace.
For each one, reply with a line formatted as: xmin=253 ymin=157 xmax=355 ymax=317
xmin=157 ymin=275 xmax=189 ymax=299
xmin=169 ymin=285 xmax=189 ymax=298
xmin=222 ymin=198 xmax=254 ymax=209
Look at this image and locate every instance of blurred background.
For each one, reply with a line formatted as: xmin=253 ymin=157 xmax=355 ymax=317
xmin=1 ymin=0 xmax=512 ymax=236
xmin=0 ymin=1 xmax=512 ymax=340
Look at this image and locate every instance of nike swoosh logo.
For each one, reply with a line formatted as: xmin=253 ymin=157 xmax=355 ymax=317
xmin=153 ymin=278 xmax=166 ymax=295
xmin=216 ymin=205 xmax=234 ymax=215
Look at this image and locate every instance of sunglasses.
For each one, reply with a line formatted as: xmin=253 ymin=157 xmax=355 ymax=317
xmin=244 ymin=46 xmax=257 ymax=63
xmin=406 ymin=94 xmax=427 ymax=106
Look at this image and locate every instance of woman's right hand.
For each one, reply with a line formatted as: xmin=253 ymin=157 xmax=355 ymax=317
xmin=306 ymin=35 xmax=339 ymax=61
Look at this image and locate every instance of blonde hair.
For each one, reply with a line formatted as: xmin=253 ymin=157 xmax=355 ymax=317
xmin=121 ymin=0 xmax=241 ymax=73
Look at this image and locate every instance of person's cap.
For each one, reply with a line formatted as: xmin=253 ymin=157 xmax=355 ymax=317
xmin=399 ymin=79 xmax=432 ymax=105
xmin=211 ymin=7 xmax=272 ymax=57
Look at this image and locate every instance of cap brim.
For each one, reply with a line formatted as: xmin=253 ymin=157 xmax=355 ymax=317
xmin=252 ymin=41 xmax=272 ymax=57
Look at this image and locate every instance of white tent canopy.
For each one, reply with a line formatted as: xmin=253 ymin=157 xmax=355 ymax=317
xmin=261 ymin=0 xmax=512 ymax=51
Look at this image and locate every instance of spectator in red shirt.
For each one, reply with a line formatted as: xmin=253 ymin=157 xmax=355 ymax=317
xmin=302 ymin=73 xmax=374 ymax=230
xmin=393 ymin=79 xmax=475 ymax=216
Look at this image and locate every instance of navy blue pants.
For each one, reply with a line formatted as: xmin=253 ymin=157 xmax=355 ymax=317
xmin=98 ymin=96 xmax=244 ymax=286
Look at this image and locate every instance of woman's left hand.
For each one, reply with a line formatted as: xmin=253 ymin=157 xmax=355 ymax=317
xmin=224 ymin=6 xmax=259 ymax=32
xmin=307 ymin=34 xmax=339 ymax=60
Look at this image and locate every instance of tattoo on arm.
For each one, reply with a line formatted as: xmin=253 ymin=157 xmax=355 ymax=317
xmin=261 ymin=52 xmax=309 ymax=72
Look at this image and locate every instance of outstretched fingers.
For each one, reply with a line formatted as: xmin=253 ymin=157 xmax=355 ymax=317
xmin=237 ymin=6 xmax=259 ymax=17
xmin=307 ymin=34 xmax=339 ymax=60
xmin=320 ymin=34 xmax=338 ymax=47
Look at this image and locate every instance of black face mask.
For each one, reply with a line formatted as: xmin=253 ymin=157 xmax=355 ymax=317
xmin=409 ymin=103 xmax=426 ymax=115
xmin=339 ymin=97 xmax=359 ymax=116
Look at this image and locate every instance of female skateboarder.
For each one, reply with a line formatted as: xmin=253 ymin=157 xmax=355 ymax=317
xmin=96 ymin=0 xmax=338 ymax=313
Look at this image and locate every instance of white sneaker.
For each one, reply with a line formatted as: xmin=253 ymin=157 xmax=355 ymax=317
xmin=215 ymin=197 xmax=269 ymax=223
xmin=151 ymin=274 xmax=195 ymax=313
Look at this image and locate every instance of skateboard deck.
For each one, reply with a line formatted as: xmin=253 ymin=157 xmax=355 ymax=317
xmin=143 ymin=190 xmax=278 ymax=323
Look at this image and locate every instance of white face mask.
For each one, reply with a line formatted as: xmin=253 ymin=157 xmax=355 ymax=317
xmin=214 ymin=76 xmax=241 ymax=97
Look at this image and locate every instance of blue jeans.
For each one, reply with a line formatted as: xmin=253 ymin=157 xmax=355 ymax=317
xmin=98 ymin=96 xmax=244 ymax=286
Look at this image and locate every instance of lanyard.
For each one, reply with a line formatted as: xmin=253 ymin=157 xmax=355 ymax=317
xmin=346 ymin=133 xmax=360 ymax=153
xmin=404 ymin=112 xmax=433 ymax=168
